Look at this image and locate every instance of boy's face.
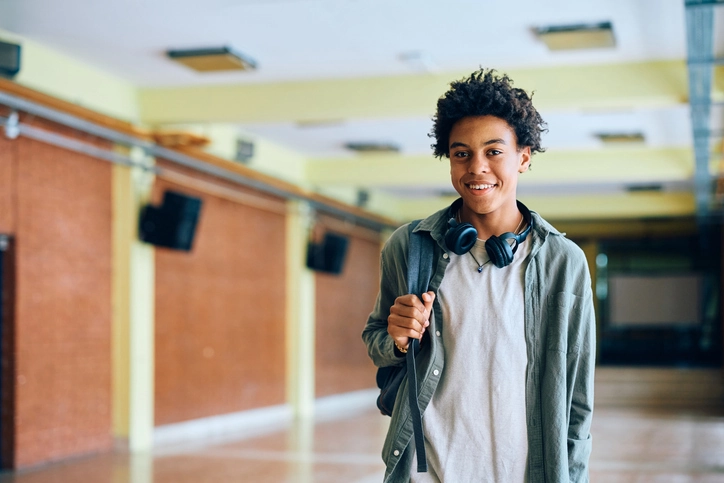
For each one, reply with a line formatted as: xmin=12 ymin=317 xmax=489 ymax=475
xmin=448 ymin=115 xmax=530 ymax=219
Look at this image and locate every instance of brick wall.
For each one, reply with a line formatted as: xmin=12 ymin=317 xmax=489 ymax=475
xmin=314 ymin=219 xmax=381 ymax=398
xmin=0 ymin=115 xmax=113 ymax=468
xmin=153 ymin=176 xmax=287 ymax=425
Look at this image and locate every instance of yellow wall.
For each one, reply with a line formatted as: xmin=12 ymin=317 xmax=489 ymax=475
xmin=0 ymin=32 xmax=323 ymax=212
xmin=0 ymin=29 xmax=140 ymax=122
xmin=151 ymin=122 xmax=308 ymax=186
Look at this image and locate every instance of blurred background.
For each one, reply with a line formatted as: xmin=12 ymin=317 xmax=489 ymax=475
xmin=0 ymin=0 xmax=722 ymax=481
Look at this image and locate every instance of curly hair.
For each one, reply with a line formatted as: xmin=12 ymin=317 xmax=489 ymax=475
xmin=430 ymin=69 xmax=547 ymax=158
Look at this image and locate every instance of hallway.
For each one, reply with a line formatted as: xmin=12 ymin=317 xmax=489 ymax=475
xmin=1 ymin=369 xmax=723 ymax=483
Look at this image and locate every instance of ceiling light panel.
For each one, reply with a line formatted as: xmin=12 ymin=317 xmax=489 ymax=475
xmin=166 ymin=46 xmax=257 ymax=72
xmin=534 ymin=21 xmax=615 ymax=51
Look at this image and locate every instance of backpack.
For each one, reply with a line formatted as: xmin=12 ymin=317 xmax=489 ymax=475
xmin=375 ymin=219 xmax=433 ymax=473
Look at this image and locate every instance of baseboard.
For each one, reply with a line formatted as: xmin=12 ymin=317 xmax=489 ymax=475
xmin=152 ymin=388 xmax=380 ymax=450
xmin=153 ymin=403 xmax=293 ymax=450
xmin=313 ymin=388 xmax=379 ymax=422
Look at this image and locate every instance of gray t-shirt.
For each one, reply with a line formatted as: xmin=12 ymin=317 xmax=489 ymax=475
xmin=411 ymin=237 xmax=531 ymax=482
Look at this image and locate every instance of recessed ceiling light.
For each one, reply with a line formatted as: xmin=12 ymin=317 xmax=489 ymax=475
xmin=594 ymin=132 xmax=645 ymax=144
xmin=166 ymin=46 xmax=257 ymax=72
xmin=534 ymin=21 xmax=615 ymax=51
xmin=344 ymin=142 xmax=400 ymax=153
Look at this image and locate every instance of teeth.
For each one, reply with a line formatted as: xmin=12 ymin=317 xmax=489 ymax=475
xmin=468 ymin=183 xmax=495 ymax=190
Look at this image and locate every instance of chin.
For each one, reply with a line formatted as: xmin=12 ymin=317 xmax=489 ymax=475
xmin=461 ymin=198 xmax=493 ymax=216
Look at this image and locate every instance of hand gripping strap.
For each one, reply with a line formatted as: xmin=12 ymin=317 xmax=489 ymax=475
xmin=406 ymin=220 xmax=432 ymax=473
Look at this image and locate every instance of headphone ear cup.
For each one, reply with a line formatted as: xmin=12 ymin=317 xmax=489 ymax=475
xmin=445 ymin=223 xmax=477 ymax=255
xmin=485 ymin=235 xmax=514 ymax=268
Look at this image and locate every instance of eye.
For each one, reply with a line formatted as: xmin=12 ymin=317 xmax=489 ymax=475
xmin=452 ymin=151 xmax=469 ymax=158
xmin=487 ymin=149 xmax=502 ymax=156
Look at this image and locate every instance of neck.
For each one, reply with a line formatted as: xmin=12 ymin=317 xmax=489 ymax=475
xmin=459 ymin=201 xmax=522 ymax=240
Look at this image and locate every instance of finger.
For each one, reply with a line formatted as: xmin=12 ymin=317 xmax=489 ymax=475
xmin=389 ymin=326 xmax=422 ymax=343
xmin=387 ymin=321 xmax=423 ymax=342
xmin=394 ymin=294 xmax=426 ymax=311
xmin=387 ymin=313 xmax=426 ymax=333
xmin=389 ymin=301 xmax=427 ymax=321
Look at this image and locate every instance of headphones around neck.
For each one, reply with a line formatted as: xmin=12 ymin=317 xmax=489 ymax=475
xmin=444 ymin=200 xmax=533 ymax=269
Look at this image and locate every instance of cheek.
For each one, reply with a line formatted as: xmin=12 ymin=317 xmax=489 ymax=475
xmin=450 ymin=162 xmax=466 ymax=177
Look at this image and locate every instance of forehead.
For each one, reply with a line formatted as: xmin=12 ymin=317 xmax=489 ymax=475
xmin=449 ymin=115 xmax=516 ymax=143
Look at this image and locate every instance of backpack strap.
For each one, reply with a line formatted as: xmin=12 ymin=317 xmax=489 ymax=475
xmin=406 ymin=220 xmax=433 ymax=473
xmin=407 ymin=220 xmax=433 ymax=296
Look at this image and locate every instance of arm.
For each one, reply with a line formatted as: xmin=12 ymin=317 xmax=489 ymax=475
xmin=362 ymin=227 xmax=434 ymax=368
xmin=568 ymin=282 xmax=596 ymax=482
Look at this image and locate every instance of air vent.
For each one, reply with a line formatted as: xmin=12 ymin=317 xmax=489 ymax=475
xmin=534 ymin=22 xmax=615 ymax=51
xmin=356 ymin=189 xmax=370 ymax=208
xmin=296 ymin=119 xmax=345 ymax=129
xmin=626 ymin=184 xmax=663 ymax=193
xmin=344 ymin=142 xmax=400 ymax=153
xmin=235 ymin=139 xmax=254 ymax=164
xmin=595 ymin=132 xmax=645 ymax=144
xmin=166 ymin=46 xmax=256 ymax=72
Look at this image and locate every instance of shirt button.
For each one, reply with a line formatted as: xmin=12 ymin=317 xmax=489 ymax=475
xmin=393 ymin=450 xmax=400 ymax=456
xmin=442 ymin=253 xmax=449 ymax=259
xmin=435 ymin=331 xmax=441 ymax=337
xmin=433 ymin=369 xmax=440 ymax=376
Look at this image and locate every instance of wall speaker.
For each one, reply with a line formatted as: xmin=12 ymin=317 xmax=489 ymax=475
xmin=306 ymin=232 xmax=349 ymax=275
xmin=0 ymin=40 xmax=21 ymax=78
xmin=139 ymin=191 xmax=202 ymax=251
xmin=235 ymin=139 xmax=254 ymax=164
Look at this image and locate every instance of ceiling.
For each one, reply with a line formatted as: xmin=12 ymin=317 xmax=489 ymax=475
xmin=1 ymin=0 xmax=723 ymax=222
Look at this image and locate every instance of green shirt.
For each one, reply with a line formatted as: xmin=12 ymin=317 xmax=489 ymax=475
xmin=362 ymin=200 xmax=596 ymax=482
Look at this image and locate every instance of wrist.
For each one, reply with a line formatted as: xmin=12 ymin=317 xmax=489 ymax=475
xmin=393 ymin=340 xmax=409 ymax=355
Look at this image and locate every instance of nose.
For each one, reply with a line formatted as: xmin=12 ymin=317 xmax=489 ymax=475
xmin=468 ymin=152 xmax=489 ymax=174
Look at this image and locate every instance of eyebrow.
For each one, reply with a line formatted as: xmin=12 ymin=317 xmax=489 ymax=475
xmin=449 ymin=138 xmax=507 ymax=149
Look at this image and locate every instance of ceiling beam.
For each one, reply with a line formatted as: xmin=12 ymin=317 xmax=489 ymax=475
xmin=306 ymin=148 xmax=694 ymax=187
xmin=138 ymin=60 xmax=688 ymax=125
xmin=395 ymin=192 xmax=695 ymax=222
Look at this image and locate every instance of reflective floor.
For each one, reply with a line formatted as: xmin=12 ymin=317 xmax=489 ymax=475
xmin=1 ymin=405 xmax=723 ymax=482
xmin=2 ymin=371 xmax=724 ymax=482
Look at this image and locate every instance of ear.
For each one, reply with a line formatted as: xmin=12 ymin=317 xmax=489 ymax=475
xmin=518 ymin=147 xmax=531 ymax=173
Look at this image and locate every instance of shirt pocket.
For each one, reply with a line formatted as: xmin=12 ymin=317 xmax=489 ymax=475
xmin=546 ymin=291 xmax=583 ymax=354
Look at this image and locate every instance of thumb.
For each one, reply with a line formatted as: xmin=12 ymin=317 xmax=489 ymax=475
xmin=421 ymin=291 xmax=436 ymax=315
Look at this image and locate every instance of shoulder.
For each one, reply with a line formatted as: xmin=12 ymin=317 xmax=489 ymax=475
xmin=382 ymin=223 xmax=411 ymax=254
xmin=530 ymin=211 xmax=589 ymax=269
xmin=382 ymin=201 xmax=455 ymax=263
xmin=529 ymin=213 xmax=593 ymax=297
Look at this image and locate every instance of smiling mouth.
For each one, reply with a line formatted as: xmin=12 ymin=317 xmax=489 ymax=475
xmin=466 ymin=183 xmax=496 ymax=190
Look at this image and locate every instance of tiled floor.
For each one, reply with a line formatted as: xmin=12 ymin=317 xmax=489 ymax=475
xmin=1 ymin=404 xmax=723 ymax=482
xmin=590 ymin=406 xmax=724 ymax=482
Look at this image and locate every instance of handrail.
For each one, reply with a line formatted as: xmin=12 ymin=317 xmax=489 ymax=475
xmin=0 ymin=79 xmax=400 ymax=231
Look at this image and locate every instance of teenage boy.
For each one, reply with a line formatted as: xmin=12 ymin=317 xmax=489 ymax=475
xmin=362 ymin=69 xmax=595 ymax=482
